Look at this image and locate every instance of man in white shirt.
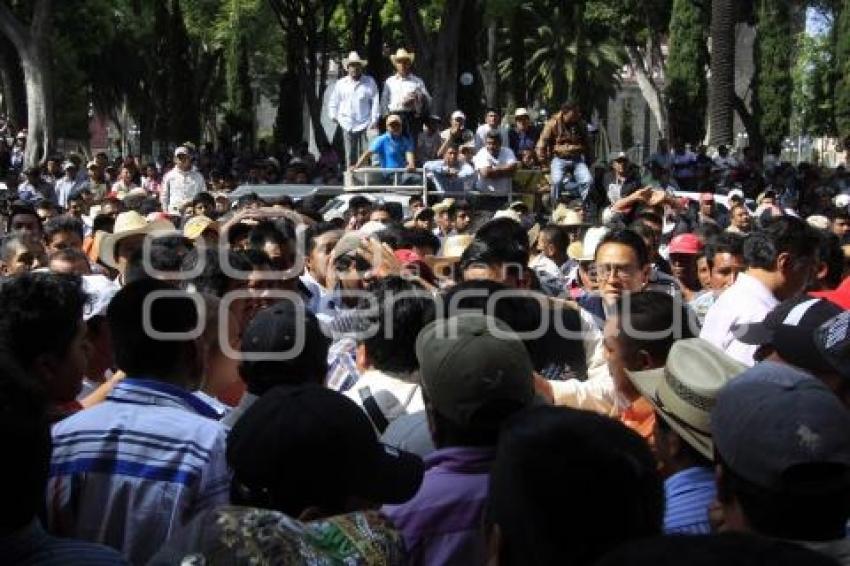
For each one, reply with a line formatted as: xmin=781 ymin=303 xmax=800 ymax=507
xmin=474 ymin=107 xmax=510 ymax=151
xmin=327 ymin=51 xmax=380 ymax=167
xmin=701 ymin=216 xmax=821 ymax=365
xmin=161 ymin=146 xmax=206 ymax=214
xmin=381 ymin=48 xmax=431 ymax=147
xmin=472 ymin=131 xmax=517 ymax=197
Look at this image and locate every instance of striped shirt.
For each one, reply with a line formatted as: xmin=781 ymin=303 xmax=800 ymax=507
xmin=47 ymin=378 xmax=231 ymax=564
xmin=663 ymin=466 xmax=716 ymax=534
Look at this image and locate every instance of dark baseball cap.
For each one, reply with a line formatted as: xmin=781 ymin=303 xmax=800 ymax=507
xmin=240 ymin=300 xmax=330 ymax=371
xmin=712 ymin=361 xmax=850 ymax=490
xmin=814 ymin=310 xmax=850 ymax=381
xmin=227 ymin=385 xmax=424 ymax=511
xmin=734 ymin=297 xmax=843 ymax=374
xmin=415 ymin=313 xmax=535 ymax=430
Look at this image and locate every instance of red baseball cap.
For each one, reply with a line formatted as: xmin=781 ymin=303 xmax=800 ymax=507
xmin=810 ymin=277 xmax=850 ymax=310
xmin=668 ymin=233 xmax=704 ymax=255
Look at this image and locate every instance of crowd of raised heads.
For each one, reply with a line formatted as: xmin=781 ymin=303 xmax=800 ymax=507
xmin=1 ymin=50 xmax=850 ymax=566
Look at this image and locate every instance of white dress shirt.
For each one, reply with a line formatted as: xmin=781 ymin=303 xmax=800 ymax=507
xmin=327 ymin=74 xmax=380 ymax=132
xmin=161 ymin=167 xmax=206 ymax=213
xmin=472 ymin=146 xmax=517 ymax=194
xmin=381 ymin=73 xmax=431 ymax=114
xmin=700 ymin=272 xmax=779 ymax=365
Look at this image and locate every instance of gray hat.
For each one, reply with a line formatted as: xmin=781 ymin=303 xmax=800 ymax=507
xmin=814 ymin=310 xmax=850 ymax=382
xmin=415 ymin=313 xmax=535 ymax=430
xmin=712 ymin=361 xmax=850 ymax=490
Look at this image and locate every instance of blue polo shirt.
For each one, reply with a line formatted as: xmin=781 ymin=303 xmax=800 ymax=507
xmin=370 ymin=132 xmax=413 ymax=169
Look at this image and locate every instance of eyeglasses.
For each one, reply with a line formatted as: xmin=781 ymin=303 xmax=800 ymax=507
xmin=595 ymin=263 xmax=638 ymax=281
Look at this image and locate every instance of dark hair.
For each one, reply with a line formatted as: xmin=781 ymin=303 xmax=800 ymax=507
xmin=477 ymin=217 xmax=530 ymax=254
xmin=399 ymin=227 xmax=441 ymax=255
xmin=744 ymin=216 xmax=821 ymax=270
xmin=716 ymin=454 xmax=850 ymax=541
xmin=238 ymin=301 xmax=330 ymax=395
xmin=0 ymin=352 xmax=51 ymax=531
xmin=192 ymin=191 xmax=216 ymax=208
xmin=654 ymin=414 xmax=712 ymax=469
xmin=816 ymin=231 xmax=845 ymax=290
xmin=304 ymin=222 xmax=342 ymax=257
xmin=361 ymin=276 xmax=435 ymax=374
xmin=107 ymin=278 xmax=200 ymax=382
xmin=704 ymin=232 xmax=745 ymax=269
xmin=237 ymin=247 xmax=273 ymax=270
xmin=6 ymin=202 xmax=42 ymax=234
xmin=597 ymin=229 xmax=650 ymax=267
xmin=348 ymin=195 xmax=371 ymax=212
xmin=180 ymin=248 xmax=252 ymax=297
xmin=833 ymin=209 xmax=850 ymax=222
xmin=459 ymin=238 xmax=528 ymax=281
xmin=442 ymin=280 xmax=585 ymax=372
xmin=538 ymin=225 xmax=568 ymax=255
xmin=488 ymin=405 xmax=663 ymax=566
xmin=0 ymin=273 xmax=86 ymax=372
xmin=48 ymin=247 xmax=89 ymax=267
xmin=43 ymin=215 xmax=84 ymax=244
xmin=596 ymin=533 xmax=841 ymax=566
xmin=485 ymin=130 xmax=502 ymax=144
xmin=635 ymin=210 xmax=663 ymax=227
xmin=91 ymin=213 xmax=115 ymax=234
xmin=614 ymin=291 xmax=697 ymax=362
xmin=123 ymin=193 xmax=146 ymax=211
xmin=694 ymin=222 xmax=722 ymax=241
xmin=124 ymin=235 xmax=192 ymax=284
xmin=138 ymin=198 xmax=161 ymax=216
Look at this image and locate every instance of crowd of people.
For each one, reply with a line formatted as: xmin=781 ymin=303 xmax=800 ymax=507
xmin=2 ymin=47 xmax=850 ymax=566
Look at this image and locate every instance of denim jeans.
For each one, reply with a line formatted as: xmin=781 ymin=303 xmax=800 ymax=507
xmin=550 ymin=156 xmax=592 ymax=203
xmin=343 ymin=129 xmax=369 ymax=168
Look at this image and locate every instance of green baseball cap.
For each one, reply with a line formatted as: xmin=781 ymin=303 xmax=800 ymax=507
xmin=415 ymin=313 xmax=535 ymax=430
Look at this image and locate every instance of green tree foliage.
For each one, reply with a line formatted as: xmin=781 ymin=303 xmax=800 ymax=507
xmin=665 ymin=0 xmax=708 ymax=144
xmin=753 ymin=0 xmax=793 ymax=151
xmin=792 ymin=32 xmax=835 ymax=137
xmin=835 ymin=0 xmax=850 ymax=138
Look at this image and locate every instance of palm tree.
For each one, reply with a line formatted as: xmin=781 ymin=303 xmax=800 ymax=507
xmin=709 ymin=0 xmax=735 ymax=146
xmin=511 ymin=1 xmax=625 ymax=116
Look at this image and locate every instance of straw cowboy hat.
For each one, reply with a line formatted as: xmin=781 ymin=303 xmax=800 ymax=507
xmin=183 ymin=214 xmax=220 ymax=241
xmin=390 ymin=48 xmax=415 ymax=64
xmin=568 ymin=226 xmax=608 ymax=262
xmin=551 ymin=204 xmax=588 ymax=227
xmin=99 ymin=211 xmax=176 ymax=269
xmin=343 ymin=51 xmax=368 ymax=67
xmin=626 ymin=338 xmax=746 ymax=459
xmin=426 ymin=234 xmax=473 ymax=281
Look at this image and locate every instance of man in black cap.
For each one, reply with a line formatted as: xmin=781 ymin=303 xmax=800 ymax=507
xmin=734 ymin=296 xmax=847 ymax=401
xmin=223 ymin=300 xmax=330 ymax=428
xmin=382 ymin=312 xmax=537 ymax=565
xmin=712 ymin=363 xmax=850 ymax=563
xmin=814 ymin=310 xmax=850 ymax=408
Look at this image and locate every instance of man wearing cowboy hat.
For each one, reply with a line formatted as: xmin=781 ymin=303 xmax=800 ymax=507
xmin=328 ymin=51 xmax=380 ymax=167
xmin=381 ymin=48 xmax=431 ymax=147
xmin=99 ymin=210 xmax=175 ymax=283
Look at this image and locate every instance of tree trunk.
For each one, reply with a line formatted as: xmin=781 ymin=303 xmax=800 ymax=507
xmin=478 ymin=18 xmax=499 ymax=110
xmin=0 ymin=35 xmax=25 ymax=129
xmin=709 ymin=0 xmax=735 ymax=146
xmin=397 ymin=0 xmax=468 ymax=117
xmin=0 ymin=0 xmax=53 ymax=166
xmin=626 ymin=44 xmax=666 ymax=138
xmin=509 ymin=5 xmax=527 ymax=106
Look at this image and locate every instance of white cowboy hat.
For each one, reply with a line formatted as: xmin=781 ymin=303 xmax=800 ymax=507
xmin=343 ymin=51 xmax=368 ymax=67
xmin=626 ymin=338 xmax=746 ymax=459
xmin=570 ymin=226 xmax=608 ymax=261
xmin=390 ymin=48 xmax=415 ymax=64
xmin=551 ymin=204 xmax=588 ymax=227
xmin=99 ymin=211 xmax=176 ymax=269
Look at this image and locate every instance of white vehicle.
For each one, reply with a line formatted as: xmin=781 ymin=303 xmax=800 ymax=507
xmin=319 ymin=193 xmax=412 ymax=222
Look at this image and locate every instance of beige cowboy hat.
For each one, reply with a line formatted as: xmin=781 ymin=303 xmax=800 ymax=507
xmin=390 ymin=48 xmax=415 ymax=64
xmin=568 ymin=226 xmax=608 ymax=262
xmin=99 ymin=211 xmax=176 ymax=268
xmin=431 ymin=198 xmax=456 ymax=215
xmin=426 ymin=234 xmax=474 ymax=281
xmin=551 ymin=204 xmax=588 ymax=227
xmin=343 ymin=51 xmax=368 ymax=67
xmin=626 ymin=338 xmax=746 ymax=459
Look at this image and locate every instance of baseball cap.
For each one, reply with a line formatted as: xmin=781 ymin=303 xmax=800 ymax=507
xmin=514 ymin=108 xmax=530 ymax=118
xmin=835 ymin=194 xmax=850 ymax=209
xmin=668 ymin=233 xmax=703 ymax=255
xmin=183 ymin=215 xmax=219 ymax=240
xmin=227 ymin=385 xmax=425 ymax=510
xmin=62 ymin=160 xmax=77 ymax=171
xmin=415 ymin=313 xmax=535 ymax=430
xmin=613 ymin=151 xmax=628 ymax=162
xmin=174 ymin=146 xmax=190 ymax=157
xmin=810 ymin=276 xmax=850 ymax=310
xmin=735 ymin=297 xmax=843 ymax=375
xmin=712 ymin=361 xmax=850 ymax=490
xmin=451 ymin=110 xmax=466 ymax=121
xmin=331 ymin=232 xmax=366 ymax=261
xmin=626 ymin=338 xmax=746 ymax=459
xmin=386 ymin=114 xmax=402 ymax=126
xmin=814 ymin=310 xmax=850 ymax=381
